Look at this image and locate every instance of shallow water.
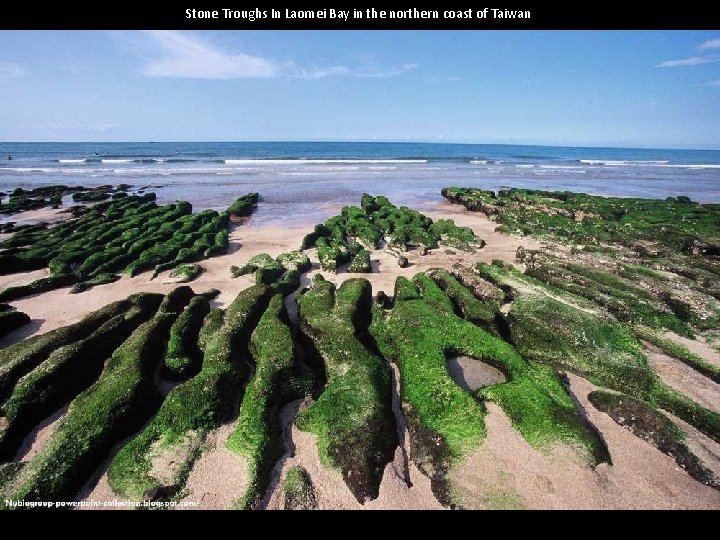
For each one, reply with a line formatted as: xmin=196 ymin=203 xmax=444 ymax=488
xmin=2 ymin=142 xmax=719 ymax=226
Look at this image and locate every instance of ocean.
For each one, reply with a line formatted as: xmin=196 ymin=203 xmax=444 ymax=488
xmin=1 ymin=142 xmax=719 ymax=226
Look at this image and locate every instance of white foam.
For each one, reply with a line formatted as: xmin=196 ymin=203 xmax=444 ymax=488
xmin=223 ymin=159 xmax=427 ymax=165
xmin=658 ymin=164 xmax=720 ymax=169
xmin=102 ymin=159 xmax=134 ymax=164
xmin=579 ymin=160 xmax=670 ymax=166
xmin=470 ymin=160 xmax=489 ymax=165
xmin=539 ymin=165 xmax=586 ymax=170
xmin=58 ymin=159 xmax=86 ymax=164
xmin=1 ymin=167 xmax=56 ymax=173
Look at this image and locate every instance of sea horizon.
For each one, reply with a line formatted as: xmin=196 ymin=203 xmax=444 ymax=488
xmin=2 ymin=140 xmax=720 ymax=152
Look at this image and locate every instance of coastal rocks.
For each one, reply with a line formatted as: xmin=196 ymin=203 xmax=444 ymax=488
xmin=348 ymin=249 xmax=372 ymax=274
xmin=370 ymin=274 xmax=609 ymax=507
xmin=296 ymin=277 xmax=397 ymax=504
xmin=165 ymin=264 xmax=204 ymax=284
xmin=0 ymin=288 xmax=190 ymax=506
xmin=588 ymin=391 xmax=719 ymax=490
xmin=107 ymin=285 xmax=273 ymax=501
xmin=231 ymin=252 xmax=310 ymax=296
xmin=162 ymin=296 xmax=211 ymax=380
xmin=227 ymin=193 xmax=260 ymax=220
xmin=473 ymin=261 xmax=720 ymax=444
xmin=283 ymin=466 xmax=317 ymax=510
xmin=426 ymin=268 xmax=500 ymax=330
xmin=442 ymin=187 xmax=720 ymax=256
xmin=226 ymin=295 xmax=313 ymax=509
xmin=69 ymin=273 xmax=121 ymax=294
xmin=276 ymin=251 xmax=312 ymax=273
xmin=302 ymin=195 xmax=486 ymax=274
xmin=0 ymin=192 xmax=260 ymax=301
xmin=0 ymin=293 xmax=162 ymax=402
xmin=0 ymin=301 xmax=160 ymax=461
xmin=0 ymin=309 xmax=31 ymax=341
xmin=0 ymin=185 xmax=132 ymax=215
xmin=232 ymin=254 xmax=284 ymax=284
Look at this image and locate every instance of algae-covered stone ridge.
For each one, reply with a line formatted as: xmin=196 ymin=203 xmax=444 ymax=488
xmin=0 ymin=187 xmax=719 ymax=510
xmin=0 ymin=189 xmax=260 ymax=301
xmin=301 ymin=194 xmax=485 ymax=272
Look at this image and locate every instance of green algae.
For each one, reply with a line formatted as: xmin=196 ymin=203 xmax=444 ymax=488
xmin=369 ymin=274 xmax=607 ymax=507
xmin=296 ymin=277 xmax=397 ymax=503
xmin=283 ymin=466 xmax=317 ymax=510
xmin=227 ymin=295 xmax=312 ymax=509
xmin=0 ymin=288 xmax=191 ymax=506
xmin=162 ymin=296 xmax=211 ymax=380
xmin=107 ymin=285 xmax=273 ymax=501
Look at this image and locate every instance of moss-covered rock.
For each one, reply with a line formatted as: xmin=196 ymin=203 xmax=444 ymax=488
xmin=165 ymin=264 xmax=204 ymax=284
xmin=283 ymin=466 xmax=317 ymax=510
xmin=296 ymin=278 xmax=397 ymax=504
xmin=0 ymin=274 xmax=78 ymax=303
xmin=0 ymin=303 xmax=159 ymax=461
xmin=348 ymin=249 xmax=372 ymax=274
xmin=634 ymin=325 xmax=720 ymax=384
xmin=426 ymin=268 xmax=500 ymax=330
xmin=276 ymin=251 xmax=312 ymax=273
xmin=162 ymin=296 xmax=211 ymax=380
xmin=474 ymin=261 xmax=720 ymax=444
xmin=69 ymin=273 xmax=120 ymax=295
xmin=197 ymin=308 xmax=225 ymax=353
xmin=589 ymin=391 xmax=719 ymax=489
xmin=0 ymin=193 xmax=259 ymax=300
xmin=0 ymin=185 xmax=88 ymax=216
xmin=300 ymin=195 xmax=484 ymax=274
xmin=227 ymin=193 xmax=260 ymax=219
xmin=0 ymin=310 xmax=31 ymax=341
xmin=107 ymin=284 xmax=273 ymax=501
xmin=0 ymin=288 xmax=191 ymax=506
xmin=227 ymin=295 xmax=312 ymax=509
xmin=444 ymin=187 xmax=720 ymax=339
xmin=0 ymin=293 xmax=163 ymax=402
xmin=370 ymin=274 xmax=609 ymax=506
xmin=231 ymin=254 xmax=285 ymax=285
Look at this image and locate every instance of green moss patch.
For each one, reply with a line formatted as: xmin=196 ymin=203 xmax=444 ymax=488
xmin=283 ymin=466 xmax=317 ymax=510
xmin=107 ymin=285 xmax=273 ymax=501
xmin=0 ymin=288 xmax=191 ymax=506
xmin=227 ymin=295 xmax=312 ymax=509
xmin=370 ymin=274 xmax=609 ymax=506
xmin=296 ymin=278 xmax=397 ymax=503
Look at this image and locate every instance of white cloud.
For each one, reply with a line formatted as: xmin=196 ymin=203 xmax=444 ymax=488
xmin=143 ymin=31 xmax=280 ymax=79
xmin=140 ymin=31 xmax=416 ymax=80
xmin=696 ymin=80 xmax=720 ymax=87
xmin=699 ymin=38 xmax=720 ymax=50
xmin=656 ymin=56 xmax=720 ymax=68
xmin=0 ymin=62 xmax=28 ymax=78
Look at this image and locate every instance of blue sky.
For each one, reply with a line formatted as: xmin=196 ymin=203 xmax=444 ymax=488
xmin=0 ymin=30 xmax=719 ymax=148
